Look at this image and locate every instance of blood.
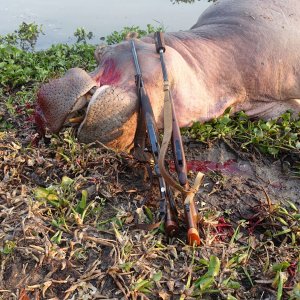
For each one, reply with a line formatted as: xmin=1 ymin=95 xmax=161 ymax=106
xmin=216 ymin=217 xmax=234 ymax=241
xmin=286 ymin=262 xmax=298 ymax=287
xmin=98 ymin=58 xmax=121 ymax=86
xmin=34 ymin=104 xmax=46 ymax=138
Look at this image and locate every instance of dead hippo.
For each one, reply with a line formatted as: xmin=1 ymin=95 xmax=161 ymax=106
xmin=36 ymin=0 xmax=300 ymax=150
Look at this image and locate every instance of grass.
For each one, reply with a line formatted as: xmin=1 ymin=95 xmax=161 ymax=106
xmin=183 ymin=109 xmax=300 ymax=157
xmin=0 ymin=23 xmax=299 ymax=300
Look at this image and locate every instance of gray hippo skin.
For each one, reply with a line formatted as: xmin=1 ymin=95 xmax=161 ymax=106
xmin=36 ymin=0 xmax=300 ymax=150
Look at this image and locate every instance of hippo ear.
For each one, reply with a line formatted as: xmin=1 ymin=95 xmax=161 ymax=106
xmin=94 ymin=43 xmax=107 ymax=63
xmin=37 ymin=68 xmax=97 ymax=133
xmin=77 ymin=85 xmax=138 ymax=150
xmin=125 ymin=32 xmax=139 ymax=40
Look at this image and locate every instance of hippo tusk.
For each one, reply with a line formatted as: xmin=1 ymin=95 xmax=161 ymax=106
xmin=88 ymin=87 xmax=97 ymax=95
xmin=68 ymin=116 xmax=85 ymax=124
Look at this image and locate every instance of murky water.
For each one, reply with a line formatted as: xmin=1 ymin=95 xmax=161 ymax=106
xmin=0 ymin=0 xmax=212 ymax=48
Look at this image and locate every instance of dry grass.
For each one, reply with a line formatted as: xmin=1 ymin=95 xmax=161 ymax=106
xmin=0 ymin=94 xmax=299 ymax=300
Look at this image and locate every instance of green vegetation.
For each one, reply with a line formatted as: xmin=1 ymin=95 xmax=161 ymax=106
xmin=0 ymin=23 xmax=299 ymax=300
xmin=0 ymin=24 xmax=96 ymax=91
xmin=106 ymin=24 xmax=163 ymax=45
xmin=34 ymin=175 xmax=106 ymax=244
xmin=0 ymin=22 xmax=43 ymax=51
xmin=0 ymin=23 xmax=160 ymax=91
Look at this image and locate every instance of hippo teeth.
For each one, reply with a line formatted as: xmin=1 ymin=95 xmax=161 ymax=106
xmin=68 ymin=115 xmax=85 ymax=124
xmin=88 ymin=87 xmax=97 ymax=95
xmin=66 ymin=85 xmax=98 ymax=118
xmin=66 ymin=86 xmax=101 ymax=125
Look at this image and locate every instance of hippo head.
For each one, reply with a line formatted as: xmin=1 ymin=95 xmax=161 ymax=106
xmin=36 ymin=39 xmax=164 ymax=150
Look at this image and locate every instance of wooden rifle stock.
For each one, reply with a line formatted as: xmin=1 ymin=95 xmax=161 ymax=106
xmin=154 ymin=31 xmax=201 ymax=246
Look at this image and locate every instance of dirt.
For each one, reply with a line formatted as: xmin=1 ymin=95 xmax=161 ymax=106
xmin=0 ymin=113 xmax=299 ymax=299
xmin=186 ymin=141 xmax=300 ymax=216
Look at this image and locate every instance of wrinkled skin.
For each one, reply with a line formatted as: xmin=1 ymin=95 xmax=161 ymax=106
xmin=36 ymin=0 xmax=300 ymax=150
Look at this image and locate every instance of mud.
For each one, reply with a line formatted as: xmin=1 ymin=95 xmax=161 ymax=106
xmin=184 ymin=141 xmax=299 ymax=217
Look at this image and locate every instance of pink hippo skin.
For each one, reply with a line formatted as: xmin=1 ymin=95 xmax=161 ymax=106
xmin=36 ymin=0 xmax=300 ymax=150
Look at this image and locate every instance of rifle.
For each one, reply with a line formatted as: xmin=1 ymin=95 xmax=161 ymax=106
xmin=154 ymin=31 xmax=201 ymax=245
xmin=130 ymin=40 xmax=179 ymax=236
xmin=131 ymin=37 xmax=202 ymax=246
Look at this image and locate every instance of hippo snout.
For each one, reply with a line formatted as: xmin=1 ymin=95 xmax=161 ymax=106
xmin=37 ymin=68 xmax=98 ymax=133
xmin=36 ymin=67 xmax=139 ymax=150
xmin=77 ymin=85 xmax=139 ymax=149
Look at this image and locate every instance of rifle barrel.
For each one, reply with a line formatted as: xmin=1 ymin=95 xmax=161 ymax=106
xmin=130 ymin=40 xmax=142 ymax=78
xmin=131 ymin=39 xmax=179 ymax=236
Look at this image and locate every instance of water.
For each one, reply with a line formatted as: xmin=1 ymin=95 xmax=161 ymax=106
xmin=0 ymin=0 xmax=212 ymax=48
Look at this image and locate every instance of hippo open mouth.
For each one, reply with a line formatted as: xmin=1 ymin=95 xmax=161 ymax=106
xmin=36 ymin=67 xmax=139 ymax=149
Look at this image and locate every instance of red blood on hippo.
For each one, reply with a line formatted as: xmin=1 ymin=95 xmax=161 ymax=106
xmin=34 ymin=105 xmax=46 ymax=137
xmin=98 ymin=59 xmax=121 ymax=86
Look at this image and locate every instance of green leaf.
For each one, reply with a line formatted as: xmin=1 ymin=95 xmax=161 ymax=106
xmin=61 ymin=176 xmax=74 ymax=186
xmin=51 ymin=230 xmax=63 ymax=244
xmin=268 ymin=147 xmax=279 ymax=156
xmin=272 ymin=262 xmax=290 ymax=272
xmin=152 ymin=271 xmax=162 ymax=282
xmin=132 ymin=279 xmax=153 ymax=293
xmin=115 ymin=217 xmax=123 ymax=229
xmin=286 ymin=200 xmax=298 ymax=212
xmin=198 ymin=258 xmax=209 ymax=266
xmin=144 ymin=206 xmax=154 ymax=222
xmin=34 ymin=187 xmax=50 ymax=199
xmin=1 ymin=241 xmax=16 ymax=254
xmin=273 ymin=229 xmax=291 ymax=237
xmin=206 ymin=255 xmax=221 ymax=277
xmin=47 ymin=193 xmax=59 ymax=201
xmin=226 ymin=280 xmax=241 ymax=289
xmin=194 ymin=276 xmax=214 ymax=291
xmin=76 ymin=189 xmax=88 ymax=214
xmin=119 ymin=262 xmax=134 ymax=272
xmin=275 ymin=216 xmax=288 ymax=226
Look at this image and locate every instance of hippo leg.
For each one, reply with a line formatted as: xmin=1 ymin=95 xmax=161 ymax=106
xmin=242 ymin=99 xmax=300 ymax=120
xmin=280 ymin=99 xmax=300 ymax=117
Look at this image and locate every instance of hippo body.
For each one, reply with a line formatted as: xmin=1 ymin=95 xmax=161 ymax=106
xmin=37 ymin=0 xmax=300 ymax=150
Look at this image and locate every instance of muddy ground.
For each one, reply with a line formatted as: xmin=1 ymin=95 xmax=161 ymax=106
xmin=0 ymin=106 xmax=299 ymax=299
xmin=187 ymin=140 xmax=300 ymax=214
